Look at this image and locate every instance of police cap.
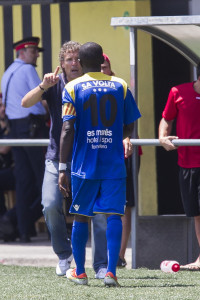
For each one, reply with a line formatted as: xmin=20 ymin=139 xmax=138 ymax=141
xmin=13 ymin=36 xmax=44 ymax=52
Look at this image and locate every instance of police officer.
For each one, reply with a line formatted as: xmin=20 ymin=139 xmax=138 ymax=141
xmin=1 ymin=37 xmax=47 ymax=242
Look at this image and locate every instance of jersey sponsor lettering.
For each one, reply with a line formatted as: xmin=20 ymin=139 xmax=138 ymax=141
xmin=82 ymin=80 xmax=116 ymax=91
xmin=87 ymin=128 xmax=112 ymax=149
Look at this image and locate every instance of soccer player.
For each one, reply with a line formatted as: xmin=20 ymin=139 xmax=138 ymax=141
xmin=58 ymin=42 xmax=141 ymax=286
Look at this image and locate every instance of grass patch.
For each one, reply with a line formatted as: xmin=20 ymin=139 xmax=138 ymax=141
xmin=0 ymin=265 xmax=200 ymax=300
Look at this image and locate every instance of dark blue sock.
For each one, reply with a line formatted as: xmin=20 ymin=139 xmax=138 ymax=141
xmin=71 ymin=221 xmax=88 ymax=275
xmin=106 ymin=215 xmax=122 ymax=276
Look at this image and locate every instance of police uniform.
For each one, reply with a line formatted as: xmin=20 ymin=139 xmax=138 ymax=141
xmin=1 ymin=37 xmax=46 ymax=242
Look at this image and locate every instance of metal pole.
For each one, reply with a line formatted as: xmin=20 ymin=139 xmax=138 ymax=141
xmin=0 ymin=138 xmax=199 ymax=146
xmin=130 ymin=139 xmax=200 ymax=146
xmin=129 ymin=27 xmax=138 ymax=269
xmin=0 ymin=139 xmax=49 ymax=146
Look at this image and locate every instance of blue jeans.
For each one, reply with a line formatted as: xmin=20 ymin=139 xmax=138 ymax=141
xmin=92 ymin=214 xmax=107 ymax=273
xmin=42 ymin=159 xmax=72 ymax=260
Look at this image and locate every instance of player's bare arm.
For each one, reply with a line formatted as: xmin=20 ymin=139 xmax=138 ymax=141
xmin=58 ymin=119 xmax=75 ymax=197
xmin=159 ymin=117 xmax=178 ymax=151
xmin=21 ymin=66 xmax=60 ymax=108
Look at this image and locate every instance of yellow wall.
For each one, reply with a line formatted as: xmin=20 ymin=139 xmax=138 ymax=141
xmin=31 ymin=4 xmax=43 ymax=79
xmin=136 ymin=2 xmax=157 ymax=215
xmin=50 ymin=4 xmax=61 ymax=72
xmin=138 ymin=30 xmax=157 ymax=215
xmin=70 ymin=1 xmax=136 ymax=83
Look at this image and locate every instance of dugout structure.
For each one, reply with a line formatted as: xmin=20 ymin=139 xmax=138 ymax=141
xmin=111 ymin=15 xmax=200 ymax=268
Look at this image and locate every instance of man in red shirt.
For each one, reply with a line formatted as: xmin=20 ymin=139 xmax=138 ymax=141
xmin=159 ymin=63 xmax=200 ymax=270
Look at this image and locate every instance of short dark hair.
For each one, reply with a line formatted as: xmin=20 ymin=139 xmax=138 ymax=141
xmin=79 ymin=42 xmax=104 ymax=68
xmin=196 ymin=62 xmax=200 ymax=78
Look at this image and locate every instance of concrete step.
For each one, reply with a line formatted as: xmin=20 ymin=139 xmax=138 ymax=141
xmin=0 ymin=232 xmax=132 ymax=269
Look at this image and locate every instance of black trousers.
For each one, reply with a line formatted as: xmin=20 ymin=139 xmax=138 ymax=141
xmin=9 ymin=116 xmax=46 ymax=237
xmin=0 ymin=167 xmax=15 ymax=215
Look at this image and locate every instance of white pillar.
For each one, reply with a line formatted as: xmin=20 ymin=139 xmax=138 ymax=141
xmin=129 ymin=27 xmax=139 ymax=269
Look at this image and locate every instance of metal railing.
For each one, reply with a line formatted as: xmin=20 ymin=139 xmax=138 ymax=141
xmin=0 ymin=139 xmax=49 ymax=146
xmin=0 ymin=138 xmax=199 ymax=147
xmin=130 ymin=139 xmax=200 ymax=146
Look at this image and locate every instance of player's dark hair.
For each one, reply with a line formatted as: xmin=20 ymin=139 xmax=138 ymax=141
xmin=79 ymin=42 xmax=104 ymax=69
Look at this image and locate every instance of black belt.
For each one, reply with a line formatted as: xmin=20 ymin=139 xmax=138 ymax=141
xmin=9 ymin=114 xmax=45 ymax=123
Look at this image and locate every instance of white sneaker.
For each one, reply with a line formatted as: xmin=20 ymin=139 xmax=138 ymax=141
xmin=56 ymin=254 xmax=73 ymax=276
xmin=95 ymin=267 xmax=107 ymax=279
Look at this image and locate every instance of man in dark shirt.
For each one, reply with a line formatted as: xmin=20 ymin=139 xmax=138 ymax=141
xmin=22 ymin=41 xmax=83 ymax=275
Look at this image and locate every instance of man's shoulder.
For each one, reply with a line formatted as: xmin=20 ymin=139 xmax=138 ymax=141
xmin=4 ymin=60 xmax=34 ymax=77
xmin=2 ymin=61 xmax=17 ymax=76
xmin=111 ymin=75 xmax=127 ymax=85
xmin=172 ymin=82 xmax=192 ymax=92
xmin=22 ymin=63 xmax=35 ymax=71
xmin=1 ymin=61 xmax=21 ymax=85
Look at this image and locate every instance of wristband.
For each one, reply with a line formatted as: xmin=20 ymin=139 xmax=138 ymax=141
xmin=39 ymin=84 xmax=47 ymax=92
xmin=59 ymin=163 xmax=67 ymax=171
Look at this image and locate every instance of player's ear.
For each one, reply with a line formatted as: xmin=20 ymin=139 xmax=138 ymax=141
xmin=79 ymin=58 xmax=83 ymax=67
